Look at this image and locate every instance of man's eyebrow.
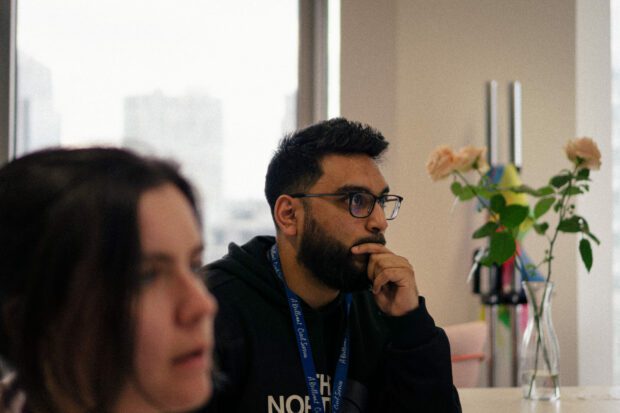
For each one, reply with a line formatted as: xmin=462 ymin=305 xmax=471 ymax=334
xmin=336 ymin=185 xmax=390 ymax=196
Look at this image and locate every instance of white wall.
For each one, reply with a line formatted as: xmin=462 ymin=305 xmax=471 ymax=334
xmin=341 ymin=0 xmax=612 ymax=386
xmin=576 ymin=0 xmax=613 ymax=385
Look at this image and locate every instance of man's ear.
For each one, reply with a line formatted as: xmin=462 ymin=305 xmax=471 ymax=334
xmin=274 ymin=195 xmax=300 ymax=236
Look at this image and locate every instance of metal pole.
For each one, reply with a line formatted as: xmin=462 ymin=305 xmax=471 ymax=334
xmin=486 ymin=81 xmax=498 ymax=166
xmin=485 ymin=80 xmax=498 ymax=386
xmin=509 ymin=81 xmax=523 ymax=386
xmin=509 ymin=81 xmax=522 ymax=171
xmin=487 ymin=303 xmax=497 ymax=386
xmin=510 ymin=304 xmax=519 ymax=386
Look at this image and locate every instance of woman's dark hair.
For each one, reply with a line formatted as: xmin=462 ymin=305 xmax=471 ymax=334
xmin=264 ymin=117 xmax=389 ymax=216
xmin=0 ymin=147 xmax=199 ymax=412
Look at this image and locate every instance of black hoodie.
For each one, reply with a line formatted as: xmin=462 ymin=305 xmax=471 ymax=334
xmin=200 ymin=236 xmax=461 ymax=413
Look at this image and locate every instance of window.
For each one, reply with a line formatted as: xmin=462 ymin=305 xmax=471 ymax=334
xmin=15 ymin=0 xmax=299 ymax=261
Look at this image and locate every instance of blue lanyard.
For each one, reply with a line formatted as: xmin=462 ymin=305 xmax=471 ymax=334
xmin=269 ymin=244 xmax=352 ymax=413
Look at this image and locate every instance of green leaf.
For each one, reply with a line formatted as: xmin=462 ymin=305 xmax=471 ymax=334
xmin=490 ymin=194 xmax=506 ymax=213
xmin=550 ymin=174 xmax=571 ymax=188
xmin=534 ymin=197 xmax=555 ymax=219
xmin=553 ymin=200 xmax=563 ymax=212
xmin=585 ymin=231 xmax=600 ymax=245
xmin=580 ymin=217 xmax=590 ymax=232
xmin=476 ymin=187 xmax=493 ymax=200
xmin=458 ymin=186 xmax=476 ymax=201
xmin=561 ymin=186 xmax=583 ymax=196
xmin=499 ymin=204 xmax=529 ymax=228
xmin=473 ymin=222 xmax=499 ymax=239
xmin=511 ymin=185 xmax=538 ymax=195
xmin=558 ymin=216 xmax=581 ymax=232
xmin=450 ymin=181 xmax=463 ymax=196
xmin=535 ymin=186 xmax=555 ymax=196
xmin=579 ymin=238 xmax=593 ymax=272
xmin=533 ymin=222 xmax=549 ymax=235
xmin=486 ymin=232 xmax=516 ymax=265
xmin=576 ymin=168 xmax=590 ymax=181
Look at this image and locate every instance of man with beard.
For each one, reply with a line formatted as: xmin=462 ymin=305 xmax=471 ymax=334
xmin=201 ymin=118 xmax=461 ymax=413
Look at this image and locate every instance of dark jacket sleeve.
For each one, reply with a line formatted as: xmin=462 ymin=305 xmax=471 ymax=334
xmin=368 ymin=297 xmax=462 ymax=413
xmin=196 ymin=279 xmax=249 ymax=412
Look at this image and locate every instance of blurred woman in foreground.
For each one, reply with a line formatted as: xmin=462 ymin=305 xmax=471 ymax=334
xmin=0 ymin=147 xmax=217 ymax=413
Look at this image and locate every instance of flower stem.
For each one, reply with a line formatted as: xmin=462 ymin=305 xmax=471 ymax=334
xmin=453 ymin=170 xmax=501 ymax=222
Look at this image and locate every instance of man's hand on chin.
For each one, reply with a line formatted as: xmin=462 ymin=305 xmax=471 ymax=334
xmin=351 ymin=243 xmax=420 ymax=316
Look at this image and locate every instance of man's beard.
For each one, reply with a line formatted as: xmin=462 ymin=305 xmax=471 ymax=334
xmin=297 ymin=213 xmax=386 ymax=292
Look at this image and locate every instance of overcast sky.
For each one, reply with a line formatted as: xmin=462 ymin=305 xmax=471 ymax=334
xmin=17 ymin=0 xmax=298 ymax=200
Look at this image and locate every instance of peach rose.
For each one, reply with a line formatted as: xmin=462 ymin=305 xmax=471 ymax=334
xmin=453 ymin=146 xmax=489 ymax=173
xmin=565 ymin=137 xmax=601 ymax=170
xmin=426 ymin=145 xmax=455 ymax=181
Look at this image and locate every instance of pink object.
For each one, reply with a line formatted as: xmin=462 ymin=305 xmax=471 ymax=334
xmin=444 ymin=320 xmax=487 ymax=388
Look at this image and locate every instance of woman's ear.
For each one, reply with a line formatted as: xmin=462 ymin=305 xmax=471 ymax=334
xmin=273 ymin=195 xmax=300 ymax=236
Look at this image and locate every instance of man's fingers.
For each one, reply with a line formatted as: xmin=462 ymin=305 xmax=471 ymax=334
xmin=351 ymin=242 xmax=420 ymax=315
xmin=371 ymin=268 xmax=405 ymax=294
xmin=367 ymin=254 xmax=413 ymax=282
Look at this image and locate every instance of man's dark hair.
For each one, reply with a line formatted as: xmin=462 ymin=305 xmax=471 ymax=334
xmin=265 ymin=117 xmax=389 ymax=215
xmin=0 ymin=147 xmax=199 ymax=413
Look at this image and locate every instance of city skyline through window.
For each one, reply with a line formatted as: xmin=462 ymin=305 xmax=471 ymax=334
xmin=16 ymin=0 xmax=299 ymax=261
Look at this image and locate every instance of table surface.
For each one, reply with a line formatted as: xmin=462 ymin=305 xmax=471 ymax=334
xmin=458 ymin=386 xmax=620 ymax=412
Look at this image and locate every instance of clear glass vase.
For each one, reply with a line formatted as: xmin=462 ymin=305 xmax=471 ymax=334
xmin=519 ymin=280 xmax=560 ymax=400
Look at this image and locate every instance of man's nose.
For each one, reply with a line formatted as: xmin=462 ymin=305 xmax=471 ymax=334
xmin=366 ymin=201 xmax=388 ymax=233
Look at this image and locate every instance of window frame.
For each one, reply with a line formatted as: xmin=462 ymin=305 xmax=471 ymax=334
xmin=0 ymin=0 xmax=17 ymax=163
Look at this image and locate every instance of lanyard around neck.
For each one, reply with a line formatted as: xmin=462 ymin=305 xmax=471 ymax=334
xmin=269 ymin=244 xmax=352 ymax=413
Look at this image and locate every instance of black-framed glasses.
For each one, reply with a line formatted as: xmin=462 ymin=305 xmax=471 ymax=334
xmin=289 ymin=191 xmax=404 ymax=220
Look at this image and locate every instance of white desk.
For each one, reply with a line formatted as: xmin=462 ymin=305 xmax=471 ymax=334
xmin=458 ymin=386 xmax=620 ymax=412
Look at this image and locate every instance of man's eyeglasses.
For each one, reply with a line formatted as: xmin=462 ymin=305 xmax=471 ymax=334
xmin=289 ymin=192 xmax=404 ymax=220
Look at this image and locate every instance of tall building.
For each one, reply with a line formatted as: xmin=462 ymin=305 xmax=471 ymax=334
xmin=16 ymin=54 xmax=61 ymax=155
xmin=123 ymin=91 xmax=224 ymax=243
xmin=282 ymin=91 xmax=297 ymax=135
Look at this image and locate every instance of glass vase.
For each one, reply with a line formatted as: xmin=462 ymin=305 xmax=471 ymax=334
xmin=519 ymin=280 xmax=560 ymax=401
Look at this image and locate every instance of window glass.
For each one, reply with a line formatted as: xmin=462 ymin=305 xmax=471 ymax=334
xmin=16 ymin=0 xmax=298 ymax=261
